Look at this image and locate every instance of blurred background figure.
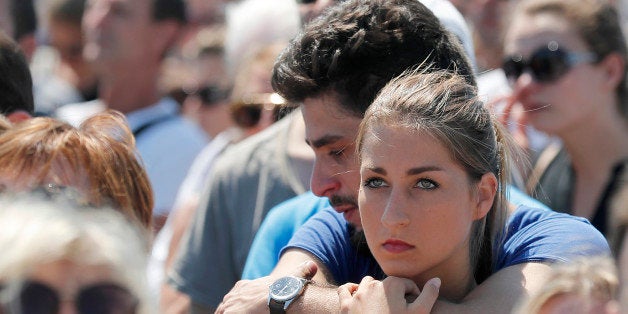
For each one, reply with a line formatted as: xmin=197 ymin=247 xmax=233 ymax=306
xmin=450 ymin=0 xmax=509 ymax=73
xmin=0 ymin=32 xmax=34 ymax=123
xmin=157 ymin=41 xmax=294 ymax=313
xmin=160 ymin=25 xmax=233 ymax=139
xmin=0 ymin=111 xmax=154 ymax=230
xmin=0 ymin=0 xmax=38 ymax=61
xmin=0 ymin=192 xmax=154 ymax=313
xmin=32 ymin=0 xmax=98 ymax=116
xmin=503 ymin=0 xmax=628 ymax=236
xmin=160 ymin=0 xmax=310 ymax=311
xmin=185 ymin=0 xmax=231 ymax=27
xmin=223 ymin=0 xmax=300 ymax=80
xmin=514 ymin=257 xmax=620 ymax=314
xmin=296 ymin=0 xmax=336 ymax=25
xmin=55 ymin=0 xmax=209 ymax=232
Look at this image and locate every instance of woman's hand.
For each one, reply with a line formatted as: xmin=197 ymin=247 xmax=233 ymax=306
xmin=337 ymin=276 xmax=440 ymax=314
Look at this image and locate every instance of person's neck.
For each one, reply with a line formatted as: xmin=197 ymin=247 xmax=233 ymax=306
xmin=412 ymin=249 xmax=476 ymax=302
xmin=98 ymin=63 xmax=161 ymax=114
xmin=560 ymin=108 xmax=628 ymax=177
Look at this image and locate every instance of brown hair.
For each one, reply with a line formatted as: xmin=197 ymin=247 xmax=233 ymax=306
xmin=357 ymin=69 xmax=522 ymax=283
xmin=0 ymin=110 xmax=153 ymax=229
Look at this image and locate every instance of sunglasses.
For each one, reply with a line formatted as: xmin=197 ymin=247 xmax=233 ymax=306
xmin=502 ymin=41 xmax=597 ymax=84
xmin=1 ymin=281 xmax=138 ymax=314
xmin=197 ymin=85 xmax=231 ymax=106
xmin=231 ymin=93 xmax=293 ymax=128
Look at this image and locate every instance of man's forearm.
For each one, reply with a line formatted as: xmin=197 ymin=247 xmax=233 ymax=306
xmin=288 ymin=281 xmax=340 ymax=313
xmin=431 ymin=263 xmax=551 ymax=314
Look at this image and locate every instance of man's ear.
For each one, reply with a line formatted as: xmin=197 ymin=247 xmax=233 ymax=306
xmin=7 ymin=110 xmax=31 ymax=123
xmin=473 ymin=172 xmax=498 ymax=220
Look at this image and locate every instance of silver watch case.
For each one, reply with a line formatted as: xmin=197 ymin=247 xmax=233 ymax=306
xmin=268 ymin=276 xmax=308 ymax=310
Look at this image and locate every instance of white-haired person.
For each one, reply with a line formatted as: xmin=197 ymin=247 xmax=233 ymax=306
xmin=0 ymin=192 xmax=153 ymax=313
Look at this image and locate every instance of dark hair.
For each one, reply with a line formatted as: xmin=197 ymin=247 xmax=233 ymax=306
xmin=272 ymin=0 xmax=475 ymax=117
xmin=153 ymin=0 xmax=187 ymax=24
xmin=9 ymin=0 xmax=37 ymax=41
xmin=0 ymin=33 xmax=34 ymax=115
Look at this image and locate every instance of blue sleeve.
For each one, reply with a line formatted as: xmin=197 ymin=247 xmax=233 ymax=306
xmin=281 ymin=208 xmax=381 ymax=284
xmin=495 ymin=206 xmax=610 ymax=270
xmin=241 ymin=192 xmax=328 ymax=279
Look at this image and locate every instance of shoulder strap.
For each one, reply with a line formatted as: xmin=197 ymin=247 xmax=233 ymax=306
xmin=132 ymin=114 xmax=177 ymax=138
xmin=525 ymin=142 xmax=562 ymax=196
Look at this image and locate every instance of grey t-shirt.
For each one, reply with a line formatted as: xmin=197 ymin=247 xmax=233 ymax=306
xmin=168 ymin=112 xmax=308 ymax=308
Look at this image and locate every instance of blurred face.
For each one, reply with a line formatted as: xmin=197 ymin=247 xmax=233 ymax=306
xmin=48 ymin=20 xmax=85 ymax=66
xmin=359 ymin=124 xmax=484 ymax=289
xmin=82 ymin=0 xmax=155 ymax=66
xmin=503 ymin=12 xmax=605 ymax=136
xmin=539 ymin=293 xmax=613 ymax=314
xmin=302 ymin=93 xmax=363 ymax=228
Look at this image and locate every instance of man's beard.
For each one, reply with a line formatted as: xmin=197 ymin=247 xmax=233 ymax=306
xmin=329 ymin=194 xmax=358 ymax=210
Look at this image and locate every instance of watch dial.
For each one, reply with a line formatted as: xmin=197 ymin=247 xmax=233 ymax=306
xmin=270 ymin=277 xmax=303 ymax=301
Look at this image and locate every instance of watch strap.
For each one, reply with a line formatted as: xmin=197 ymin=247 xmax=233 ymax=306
xmin=268 ymin=298 xmax=286 ymax=314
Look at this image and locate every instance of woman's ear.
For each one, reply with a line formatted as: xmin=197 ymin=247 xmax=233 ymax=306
xmin=598 ymin=52 xmax=625 ymax=92
xmin=473 ymin=173 xmax=498 ymax=220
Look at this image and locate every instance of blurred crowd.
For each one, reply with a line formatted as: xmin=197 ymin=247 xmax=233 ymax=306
xmin=0 ymin=0 xmax=627 ymax=313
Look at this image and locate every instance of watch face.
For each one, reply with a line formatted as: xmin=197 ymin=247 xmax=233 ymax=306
xmin=269 ymin=276 xmax=304 ymax=302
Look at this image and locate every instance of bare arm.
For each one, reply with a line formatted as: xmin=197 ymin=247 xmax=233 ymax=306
xmin=216 ymin=248 xmax=342 ymax=313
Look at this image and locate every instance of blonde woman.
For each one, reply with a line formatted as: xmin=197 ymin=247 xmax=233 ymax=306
xmin=0 ymin=192 xmax=153 ymax=313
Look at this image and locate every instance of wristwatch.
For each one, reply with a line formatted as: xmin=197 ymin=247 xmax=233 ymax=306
xmin=267 ymin=276 xmax=309 ymax=313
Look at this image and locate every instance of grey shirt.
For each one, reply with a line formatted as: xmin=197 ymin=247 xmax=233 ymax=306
xmin=167 ymin=112 xmax=308 ymax=308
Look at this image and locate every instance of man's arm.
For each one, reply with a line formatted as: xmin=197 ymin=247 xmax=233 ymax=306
xmin=219 ymin=251 xmax=551 ymax=314
xmin=217 ymin=248 xmax=341 ymax=313
xmin=432 ymin=262 xmax=551 ymax=313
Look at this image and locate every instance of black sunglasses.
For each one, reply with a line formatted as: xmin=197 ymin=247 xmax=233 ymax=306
xmin=231 ymin=93 xmax=293 ymax=128
xmin=1 ymin=281 xmax=138 ymax=314
xmin=502 ymin=41 xmax=597 ymax=84
xmin=197 ymin=85 xmax=231 ymax=106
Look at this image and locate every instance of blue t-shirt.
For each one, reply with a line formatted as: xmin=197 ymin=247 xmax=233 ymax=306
xmin=282 ymin=205 xmax=610 ymax=284
xmin=241 ymin=191 xmax=330 ymax=279
xmin=244 ymin=186 xmax=560 ymax=280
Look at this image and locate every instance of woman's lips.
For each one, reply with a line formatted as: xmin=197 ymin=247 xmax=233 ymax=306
xmin=382 ymin=239 xmax=415 ymax=253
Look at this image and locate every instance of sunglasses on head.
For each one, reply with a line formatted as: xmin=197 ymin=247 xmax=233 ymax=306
xmin=231 ymin=93 xmax=292 ymax=128
xmin=502 ymin=41 xmax=597 ymax=84
xmin=1 ymin=281 xmax=138 ymax=314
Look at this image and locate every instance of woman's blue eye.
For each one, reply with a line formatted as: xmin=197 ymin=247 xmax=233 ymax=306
xmin=416 ymin=179 xmax=437 ymax=189
xmin=364 ymin=178 xmax=387 ymax=188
